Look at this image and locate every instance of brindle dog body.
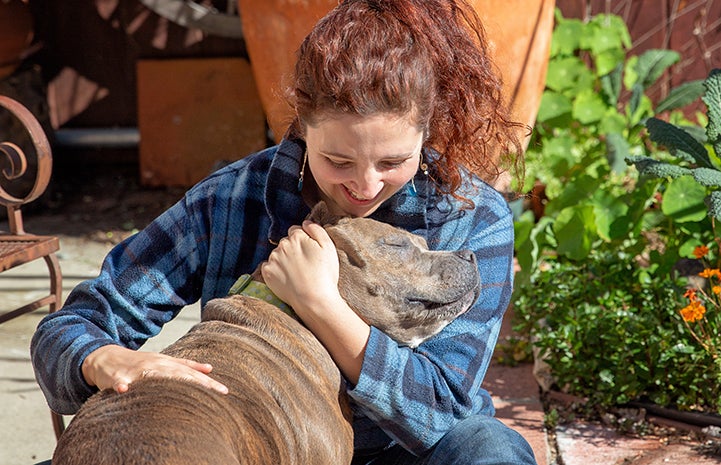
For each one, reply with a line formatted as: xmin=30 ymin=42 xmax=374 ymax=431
xmin=52 ymin=203 xmax=480 ymax=465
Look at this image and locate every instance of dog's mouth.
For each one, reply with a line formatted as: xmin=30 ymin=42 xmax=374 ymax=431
xmin=379 ymin=285 xmax=478 ymax=348
xmin=406 ymin=284 xmax=479 ymax=317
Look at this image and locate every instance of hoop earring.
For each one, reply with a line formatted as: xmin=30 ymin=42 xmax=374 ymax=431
xmin=298 ymin=150 xmax=308 ymax=192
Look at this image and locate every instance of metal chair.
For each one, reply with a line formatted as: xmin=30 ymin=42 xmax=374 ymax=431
xmin=0 ymin=94 xmax=65 ymax=438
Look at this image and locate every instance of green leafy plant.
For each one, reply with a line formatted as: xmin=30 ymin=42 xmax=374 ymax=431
xmin=513 ymin=251 xmax=721 ymax=413
xmin=626 ymin=68 xmax=721 ymax=261
xmin=514 ymin=9 xmax=704 ymax=284
xmin=633 ymin=68 xmax=721 ymax=218
xmin=626 ymin=68 xmax=721 ymax=375
xmin=510 ymin=12 xmax=721 ymax=417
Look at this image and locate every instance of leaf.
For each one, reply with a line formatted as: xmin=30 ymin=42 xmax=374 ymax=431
xmin=600 ymin=64 xmax=623 ymax=106
xmin=691 ymin=167 xmax=721 ymax=187
xmin=595 ymin=48 xmax=626 ymax=77
xmin=545 ymin=57 xmax=589 ymax=92
xmin=553 ymin=205 xmax=597 ymax=260
xmin=661 ymin=175 xmax=708 ymax=223
xmin=592 ymin=190 xmax=629 ymax=241
xmin=635 ymin=49 xmax=680 ymax=90
xmin=629 ymin=94 xmax=653 ymax=127
xmin=626 ymin=155 xmax=692 ymax=179
xmin=542 ymin=135 xmax=577 ymax=174
xmin=638 ymin=162 xmax=692 ymax=179
xmin=705 ymin=191 xmax=721 ymax=221
xmin=587 ymin=14 xmax=632 ymax=51
xmin=655 ymin=79 xmax=705 ymax=113
xmin=599 ymin=111 xmax=627 ymax=135
xmin=572 ymin=90 xmax=608 ymax=124
xmin=646 ymin=117 xmax=713 ymax=168
xmin=624 ymin=56 xmax=639 ymax=90
xmin=515 ymin=216 xmax=555 ymax=283
xmin=514 ymin=210 xmax=535 ymax=246
xmin=582 ymin=21 xmax=621 ymax=55
xmin=545 ymin=173 xmax=602 ymax=214
xmin=607 ymin=14 xmax=633 ymax=49
xmin=551 ymin=17 xmax=584 ymax=57
xmin=537 ymin=91 xmax=572 ymax=122
xmin=605 ymin=132 xmax=630 ymax=174
xmin=629 ymin=83 xmax=643 ymax=116
xmin=599 ymin=369 xmax=615 ymax=386
xmin=678 ymin=124 xmax=707 ymax=144
xmin=679 ymin=238 xmax=704 ymax=259
xmin=702 ymin=68 xmax=721 ymax=157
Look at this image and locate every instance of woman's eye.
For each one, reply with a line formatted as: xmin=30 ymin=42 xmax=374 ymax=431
xmin=327 ymin=159 xmax=351 ymax=169
xmin=381 ymin=161 xmax=406 ymax=170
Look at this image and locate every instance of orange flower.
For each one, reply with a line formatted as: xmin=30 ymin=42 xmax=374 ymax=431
xmin=684 ymin=288 xmax=698 ymax=300
xmin=680 ymin=300 xmax=706 ymax=323
xmin=699 ymin=268 xmax=721 ymax=280
xmin=713 ymin=285 xmax=721 ymax=295
xmin=693 ymin=245 xmax=710 ymax=259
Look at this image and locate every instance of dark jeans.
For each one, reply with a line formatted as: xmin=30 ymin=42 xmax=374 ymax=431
xmin=352 ymin=415 xmax=537 ymax=465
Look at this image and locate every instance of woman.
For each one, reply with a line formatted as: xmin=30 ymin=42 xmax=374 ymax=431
xmin=31 ymin=0 xmax=536 ymax=463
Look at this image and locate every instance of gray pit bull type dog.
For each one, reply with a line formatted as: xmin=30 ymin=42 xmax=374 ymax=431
xmin=52 ymin=202 xmax=480 ymax=465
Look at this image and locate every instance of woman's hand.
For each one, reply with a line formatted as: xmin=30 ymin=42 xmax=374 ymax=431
xmin=261 ymin=220 xmax=342 ymax=311
xmin=81 ymin=345 xmax=229 ymax=395
xmin=261 ymin=220 xmax=371 ymax=385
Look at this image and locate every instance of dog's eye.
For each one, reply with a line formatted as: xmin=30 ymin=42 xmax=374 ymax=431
xmin=381 ymin=236 xmax=411 ymax=248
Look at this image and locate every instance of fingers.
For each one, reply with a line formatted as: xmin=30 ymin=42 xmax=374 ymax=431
xmin=84 ymin=345 xmax=228 ymax=395
xmin=173 ymin=359 xmax=229 ymax=394
xmin=113 ymin=379 xmax=130 ymax=394
xmin=301 ymin=220 xmax=333 ymax=247
xmin=135 ymin=357 xmax=229 ymax=395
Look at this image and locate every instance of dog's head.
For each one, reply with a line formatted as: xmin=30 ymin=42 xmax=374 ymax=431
xmin=308 ymin=202 xmax=480 ymax=347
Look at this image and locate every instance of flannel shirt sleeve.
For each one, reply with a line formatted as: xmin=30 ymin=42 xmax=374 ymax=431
xmin=348 ymin=188 xmax=515 ymax=455
xmin=29 ymin=146 xmax=282 ymax=416
xmin=30 ymin=194 xmax=208 ymax=415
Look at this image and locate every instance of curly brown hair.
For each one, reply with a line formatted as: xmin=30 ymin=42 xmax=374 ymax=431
xmin=287 ymin=0 xmax=526 ymax=203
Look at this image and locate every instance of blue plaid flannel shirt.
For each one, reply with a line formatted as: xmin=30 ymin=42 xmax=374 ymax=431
xmin=31 ymin=138 xmax=515 ymax=455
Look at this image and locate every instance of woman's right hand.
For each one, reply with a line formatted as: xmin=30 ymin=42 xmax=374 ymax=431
xmin=81 ymin=345 xmax=229 ymax=395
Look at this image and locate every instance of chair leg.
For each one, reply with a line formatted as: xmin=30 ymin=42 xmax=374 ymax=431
xmin=44 ymin=252 xmax=65 ymax=439
xmin=43 ymin=253 xmax=62 ymax=313
xmin=52 ymin=411 xmax=65 ymax=439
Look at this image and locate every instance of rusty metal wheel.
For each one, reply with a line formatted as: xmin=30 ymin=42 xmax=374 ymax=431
xmin=138 ymin=0 xmax=243 ymax=38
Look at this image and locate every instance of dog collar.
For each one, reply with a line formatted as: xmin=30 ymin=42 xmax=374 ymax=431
xmin=227 ymin=274 xmax=296 ymax=319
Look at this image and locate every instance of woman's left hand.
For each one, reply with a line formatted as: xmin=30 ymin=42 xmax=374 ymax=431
xmin=261 ymin=220 xmax=341 ymax=313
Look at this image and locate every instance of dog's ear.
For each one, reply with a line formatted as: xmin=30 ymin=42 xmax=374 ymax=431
xmin=307 ymin=201 xmax=343 ymax=226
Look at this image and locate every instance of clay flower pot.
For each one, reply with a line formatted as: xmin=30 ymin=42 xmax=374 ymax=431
xmin=0 ymin=0 xmax=34 ymax=80
xmin=239 ymin=0 xmax=555 ymax=147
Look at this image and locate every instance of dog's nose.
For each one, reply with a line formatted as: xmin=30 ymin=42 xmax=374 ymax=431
xmin=455 ymin=249 xmax=476 ymax=263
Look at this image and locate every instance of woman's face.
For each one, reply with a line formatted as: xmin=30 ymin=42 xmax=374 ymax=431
xmin=305 ymin=113 xmax=424 ymax=218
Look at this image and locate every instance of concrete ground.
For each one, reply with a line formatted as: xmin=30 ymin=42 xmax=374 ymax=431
xmin=2 ymin=234 xmax=719 ymax=465
xmin=0 ymin=236 xmax=200 ymax=464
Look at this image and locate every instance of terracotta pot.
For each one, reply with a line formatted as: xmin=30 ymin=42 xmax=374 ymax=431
xmin=237 ymin=0 xmax=332 ymax=141
xmin=239 ymin=0 xmax=555 ymax=146
xmin=472 ymin=0 xmax=555 ymax=147
xmin=0 ymin=0 xmax=34 ymax=80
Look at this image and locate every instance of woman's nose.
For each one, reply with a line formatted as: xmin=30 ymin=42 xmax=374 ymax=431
xmin=352 ymin=169 xmax=384 ymax=198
